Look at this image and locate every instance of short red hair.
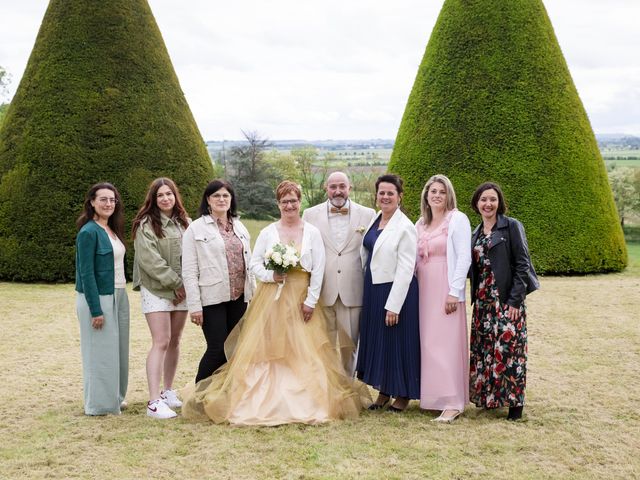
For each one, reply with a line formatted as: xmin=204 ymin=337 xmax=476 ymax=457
xmin=276 ymin=180 xmax=302 ymax=201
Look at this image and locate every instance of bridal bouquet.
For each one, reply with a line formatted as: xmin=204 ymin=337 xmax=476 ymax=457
xmin=264 ymin=242 xmax=301 ymax=300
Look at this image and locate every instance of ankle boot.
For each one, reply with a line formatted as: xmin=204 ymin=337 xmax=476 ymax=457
xmin=507 ymin=406 xmax=523 ymax=420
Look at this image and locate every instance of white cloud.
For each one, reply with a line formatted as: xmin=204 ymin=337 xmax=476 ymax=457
xmin=0 ymin=0 xmax=638 ymax=138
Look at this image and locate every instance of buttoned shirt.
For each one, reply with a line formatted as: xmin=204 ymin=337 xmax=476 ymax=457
xmin=327 ymin=199 xmax=351 ymax=249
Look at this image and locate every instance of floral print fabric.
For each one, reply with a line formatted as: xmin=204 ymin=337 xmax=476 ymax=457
xmin=469 ymin=231 xmax=527 ymax=408
xmin=217 ymin=218 xmax=246 ymax=301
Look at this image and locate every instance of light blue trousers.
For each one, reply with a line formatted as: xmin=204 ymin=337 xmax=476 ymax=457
xmin=76 ymin=288 xmax=129 ymax=415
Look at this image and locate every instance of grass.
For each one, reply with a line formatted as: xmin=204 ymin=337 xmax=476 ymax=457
xmin=604 ymin=159 xmax=640 ymax=168
xmin=1 ymin=244 xmax=639 ymax=479
xmin=241 ymin=219 xmax=271 ymax=247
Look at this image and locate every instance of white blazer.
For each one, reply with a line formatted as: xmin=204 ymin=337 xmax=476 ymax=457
xmin=360 ymin=208 xmax=417 ymax=314
xmin=250 ymin=222 xmax=325 ymax=309
xmin=417 ymin=209 xmax=472 ymax=301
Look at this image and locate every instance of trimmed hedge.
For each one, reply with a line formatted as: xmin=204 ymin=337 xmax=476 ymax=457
xmin=0 ymin=0 xmax=214 ymax=281
xmin=388 ymin=0 xmax=627 ymax=274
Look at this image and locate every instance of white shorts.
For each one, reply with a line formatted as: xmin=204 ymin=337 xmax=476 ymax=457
xmin=140 ymin=286 xmax=188 ymax=314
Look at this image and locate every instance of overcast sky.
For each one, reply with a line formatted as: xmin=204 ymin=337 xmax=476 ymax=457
xmin=1 ymin=0 xmax=638 ymax=140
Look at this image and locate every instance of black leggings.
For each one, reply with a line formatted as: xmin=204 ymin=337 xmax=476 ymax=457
xmin=195 ymin=297 xmax=247 ymax=383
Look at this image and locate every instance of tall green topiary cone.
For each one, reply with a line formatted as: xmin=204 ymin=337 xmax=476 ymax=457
xmin=0 ymin=0 xmax=214 ymax=281
xmin=388 ymin=0 xmax=627 ymax=273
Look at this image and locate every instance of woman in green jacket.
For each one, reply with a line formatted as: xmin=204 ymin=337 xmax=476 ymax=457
xmin=132 ymin=178 xmax=191 ymax=419
xmin=75 ymin=182 xmax=129 ymax=415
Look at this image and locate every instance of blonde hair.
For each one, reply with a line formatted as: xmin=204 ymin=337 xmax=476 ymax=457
xmin=420 ymin=174 xmax=457 ymax=225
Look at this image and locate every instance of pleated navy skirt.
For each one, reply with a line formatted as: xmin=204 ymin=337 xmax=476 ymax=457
xmin=355 ymin=227 xmax=421 ymax=399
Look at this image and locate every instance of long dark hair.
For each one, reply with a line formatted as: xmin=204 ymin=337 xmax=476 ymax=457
xmin=131 ymin=177 xmax=190 ymax=239
xmin=198 ymin=179 xmax=238 ymax=220
xmin=76 ymin=182 xmax=125 ymax=242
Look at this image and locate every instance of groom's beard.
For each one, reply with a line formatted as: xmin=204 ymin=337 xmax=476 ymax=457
xmin=329 ymin=196 xmax=347 ymax=208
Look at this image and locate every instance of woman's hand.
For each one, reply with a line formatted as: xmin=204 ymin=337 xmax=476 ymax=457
xmin=173 ymin=286 xmax=186 ymax=305
xmin=273 ymin=272 xmax=287 ymax=283
xmin=91 ymin=315 xmax=104 ymax=329
xmin=506 ymin=305 xmax=521 ymax=322
xmin=445 ymin=295 xmax=459 ymax=315
xmin=301 ymin=304 xmax=314 ymax=322
xmin=385 ymin=310 xmax=399 ymax=327
xmin=190 ymin=311 xmax=204 ymax=326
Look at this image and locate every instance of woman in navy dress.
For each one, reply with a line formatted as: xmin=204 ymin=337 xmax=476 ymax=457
xmin=356 ymin=174 xmax=420 ymax=412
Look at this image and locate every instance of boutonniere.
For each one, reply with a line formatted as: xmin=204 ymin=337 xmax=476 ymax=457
xmin=356 ymin=225 xmax=366 ymax=234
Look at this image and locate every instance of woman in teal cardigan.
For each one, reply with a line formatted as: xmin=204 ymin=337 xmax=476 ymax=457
xmin=75 ymin=182 xmax=129 ymax=415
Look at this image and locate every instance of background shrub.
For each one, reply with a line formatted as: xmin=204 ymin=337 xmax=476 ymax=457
xmin=0 ymin=0 xmax=214 ymax=281
xmin=388 ymin=0 xmax=627 ymax=274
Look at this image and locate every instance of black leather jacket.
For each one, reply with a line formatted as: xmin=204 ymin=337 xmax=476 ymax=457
xmin=470 ymin=214 xmax=539 ymax=309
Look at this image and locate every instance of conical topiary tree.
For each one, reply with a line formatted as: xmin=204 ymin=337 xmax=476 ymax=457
xmin=0 ymin=0 xmax=214 ymax=281
xmin=388 ymin=0 xmax=627 ymax=274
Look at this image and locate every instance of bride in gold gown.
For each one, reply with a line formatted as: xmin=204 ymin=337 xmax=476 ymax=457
xmin=182 ymin=181 xmax=369 ymax=425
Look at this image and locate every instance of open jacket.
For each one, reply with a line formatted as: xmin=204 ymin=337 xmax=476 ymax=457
xmin=75 ymin=220 xmax=116 ymax=317
xmin=302 ymin=200 xmax=376 ymax=307
xmin=250 ymin=222 xmax=325 ymax=309
xmin=470 ymin=214 xmax=539 ymax=309
xmin=360 ymin=208 xmax=417 ymax=314
xmin=182 ymin=215 xmax=255 ymax=313
xmin=416 ymin=209 xmax=472 ymax=302
xmin=132 ymin=214 xmax=189 ymax=300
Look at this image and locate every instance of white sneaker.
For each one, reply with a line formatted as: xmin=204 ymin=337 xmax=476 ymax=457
xmin=161 ymin=389 xmax=183 ymax=408
xmin=146 ymin=399 xmax=177 ymax=419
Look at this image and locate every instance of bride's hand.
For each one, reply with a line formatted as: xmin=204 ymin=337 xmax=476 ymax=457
xmin=273 ymin=272 xmax=287 ymax=283
xmin=301 ymin=304 xmax=314 ymax=322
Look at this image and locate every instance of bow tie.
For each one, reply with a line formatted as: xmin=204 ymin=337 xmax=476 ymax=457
xmin=330 ymin=206 xmax=349 ymax=215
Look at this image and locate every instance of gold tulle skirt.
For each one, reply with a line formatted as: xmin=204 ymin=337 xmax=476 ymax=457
xmin=182 ymin=269 xmax=371 ymax=426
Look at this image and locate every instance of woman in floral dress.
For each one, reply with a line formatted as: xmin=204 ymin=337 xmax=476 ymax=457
xmin=469 ymin=182 xmax=539 ymax=420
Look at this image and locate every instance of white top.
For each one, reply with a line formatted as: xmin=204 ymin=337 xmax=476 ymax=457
xmin=250 ymin=222 xmax=326 ymax=308
xmin=360 ymin=208 xmax=417 ymax=314
xmin=109 ymin=235 xmax=126 ymax=288
xmin=416 ymin=209 xmax=472 ymax=301
xmin=327 ymin=199 xmax=351 ymax=248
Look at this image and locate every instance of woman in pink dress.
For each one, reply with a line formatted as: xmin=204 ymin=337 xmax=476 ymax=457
xmin=415 ymin=175 xmax=471 ymax=423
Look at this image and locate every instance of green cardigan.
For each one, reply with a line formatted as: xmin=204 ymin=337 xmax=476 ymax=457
xmin=75 ymin=220 xmax=115 ymax=317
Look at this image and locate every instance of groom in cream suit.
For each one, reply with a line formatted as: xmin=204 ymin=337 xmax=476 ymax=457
xmin=302 ymin=172 xmax=376 ymax=375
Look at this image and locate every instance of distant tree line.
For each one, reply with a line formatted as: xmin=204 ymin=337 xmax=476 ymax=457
xmin=223 ymin=131 xmax=378 ymax=218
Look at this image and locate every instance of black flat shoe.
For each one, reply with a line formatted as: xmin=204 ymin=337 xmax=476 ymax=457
xmin=507 ymin=406 xmax=523 ymax=420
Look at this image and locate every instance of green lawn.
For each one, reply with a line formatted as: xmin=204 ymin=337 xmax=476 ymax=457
xmin=1 ymin=241 xmax=639 ymax=478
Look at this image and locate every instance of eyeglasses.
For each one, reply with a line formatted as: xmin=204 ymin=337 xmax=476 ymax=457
xmin=279 ymin=199 xmax=299 ymax=206
xmin=210 ymin=193 xmax=231 ymax=200
xmin=97 ymin=197 xmax=118 ymax=204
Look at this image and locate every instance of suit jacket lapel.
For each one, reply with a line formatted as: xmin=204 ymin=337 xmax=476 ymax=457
xmin=318 ymin=203 xmax=339 ymax=253
xmin=371 ymin=208 xmax=401 ymax=259
xmin=339 ymin=204 xmax=362 ymax=252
